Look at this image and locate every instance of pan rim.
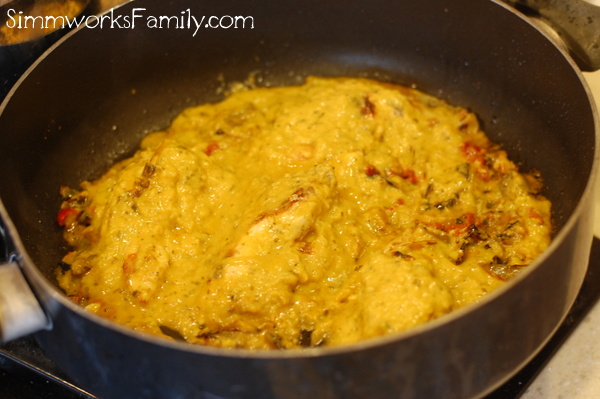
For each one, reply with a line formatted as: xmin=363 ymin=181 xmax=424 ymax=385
xmin=0 ymin=0 xmax=598 ymax=362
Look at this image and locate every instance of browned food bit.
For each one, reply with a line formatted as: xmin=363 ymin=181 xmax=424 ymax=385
xmin=361 ymin=96 xmax=376 ymax=116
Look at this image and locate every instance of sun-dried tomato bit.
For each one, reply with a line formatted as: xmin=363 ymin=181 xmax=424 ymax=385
xmin=423 ymin=212 xmax=478 ymax=236
xmin=400 ymin=168 xmax=418 ymax=184
xmin=365 ymin=164 xmax=381 ymax=177
xmin=56 ymin=207 xmax=80 ymax=226
xmin=460 ymin=141 xmax=486 ymax=161
xmin=204 ymin=141 xmax=220 ymax=156
xmin=459 ymin=142 xmax=495 ymax=181
xmin=384 ymin=167 xmax=420 ymax=185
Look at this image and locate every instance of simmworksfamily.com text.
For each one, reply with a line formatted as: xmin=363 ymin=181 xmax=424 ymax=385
xmin=4 ymin=7 xmax=254 ymax=36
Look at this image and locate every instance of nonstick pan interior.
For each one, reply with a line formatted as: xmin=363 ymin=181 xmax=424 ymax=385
xmin=0 ymin=0 xmax=595 ymax=298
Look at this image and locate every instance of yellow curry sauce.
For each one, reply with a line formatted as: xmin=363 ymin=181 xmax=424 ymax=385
xmin=56 ymin=77 xmax=552 ymax=349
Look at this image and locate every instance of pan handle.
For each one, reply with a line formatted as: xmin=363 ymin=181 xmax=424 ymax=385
xmin=0 ymin=261 xmax=49 ymax=343
xmin=0 ymin=215 xmax=49 ymax=343
xmin=502 ymin=0 xmax=600 ymax=71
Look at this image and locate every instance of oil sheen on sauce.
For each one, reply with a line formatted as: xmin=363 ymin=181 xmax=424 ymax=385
xmin=56 ymin=77 xmax=552 ymax=349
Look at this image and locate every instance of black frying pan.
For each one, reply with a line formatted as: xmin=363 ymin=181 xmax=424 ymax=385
xmin=0 ymin=0 xmax=598 ymax=398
